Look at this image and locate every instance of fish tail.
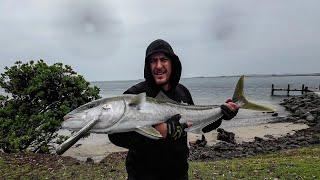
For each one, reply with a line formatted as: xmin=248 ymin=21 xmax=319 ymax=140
xmin=232 ymin=75 xmax=276 ymax=112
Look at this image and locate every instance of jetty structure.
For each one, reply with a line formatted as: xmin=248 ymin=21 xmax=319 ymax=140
xmin=271 ymin=84 xmax=319 ymax=96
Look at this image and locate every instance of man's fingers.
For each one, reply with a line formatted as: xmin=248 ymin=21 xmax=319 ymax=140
xmin=226 ymin=102 xmax=239 ymax=111
xmin=186 ymin=122 xmax=193 ymax=128
xmin=172 ymin=114 xmax=181 ymax=120
xmin=180 ymin=122 xmax=192 ymax=130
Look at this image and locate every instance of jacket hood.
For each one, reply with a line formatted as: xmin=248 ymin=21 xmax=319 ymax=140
xmin=144 ymin=39 xmax=182 ymax=90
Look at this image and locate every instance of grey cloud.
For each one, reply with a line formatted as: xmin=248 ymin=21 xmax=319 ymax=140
xmin=0 ymin=0 xmax=319 ymax=81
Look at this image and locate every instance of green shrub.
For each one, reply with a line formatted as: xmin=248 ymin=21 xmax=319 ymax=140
xmin=0 ymin=60 xmax=100 ymax=153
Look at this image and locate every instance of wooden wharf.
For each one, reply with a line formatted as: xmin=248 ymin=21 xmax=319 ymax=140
xmin=271 ymin=84 xmax=319 ymax=96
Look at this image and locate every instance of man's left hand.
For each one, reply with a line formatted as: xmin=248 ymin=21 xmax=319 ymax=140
xmin=220 ymin=99 xmax=239 ymax=120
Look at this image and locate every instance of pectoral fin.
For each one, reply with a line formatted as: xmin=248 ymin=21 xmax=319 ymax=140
xmin=135 ymin=127 xmax=163 ymax=139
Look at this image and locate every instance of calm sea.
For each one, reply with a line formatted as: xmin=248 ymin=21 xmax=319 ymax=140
xmin=92 ymin=76 xmax=320 ymax=128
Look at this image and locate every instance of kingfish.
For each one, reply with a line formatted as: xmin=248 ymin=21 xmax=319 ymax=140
xmin=56 ymin=76 xmax=275 ymax=155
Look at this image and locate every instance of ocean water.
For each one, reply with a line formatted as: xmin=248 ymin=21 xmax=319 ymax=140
xmin=0 ymin=76 xmax=318 ymax=128
xmin=92 ymin=76 xmax=320 ymax=128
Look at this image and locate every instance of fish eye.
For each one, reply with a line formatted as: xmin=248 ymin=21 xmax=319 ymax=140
xmin=102 ymin=104 xmax=112 ymax=110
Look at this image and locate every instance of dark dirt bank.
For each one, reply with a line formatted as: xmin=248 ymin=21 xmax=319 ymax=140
xmin=189 ymin=93 xmax=320 ymax=161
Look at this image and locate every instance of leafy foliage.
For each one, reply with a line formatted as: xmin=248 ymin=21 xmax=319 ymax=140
xmin=0 ymin=60 xmax=100 ymax=153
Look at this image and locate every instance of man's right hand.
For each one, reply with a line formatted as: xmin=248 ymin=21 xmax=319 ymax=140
xmin=166 ymin=114 xmax=190 ymax=140
xmin=154 ymin=114 xmax=191 ymax=140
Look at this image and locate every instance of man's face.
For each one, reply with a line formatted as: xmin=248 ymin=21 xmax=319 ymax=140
xmin=149 ymin=52 xmax=172 ymax=86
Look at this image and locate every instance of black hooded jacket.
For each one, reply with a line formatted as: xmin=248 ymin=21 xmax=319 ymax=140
xmin=108 ymin=39 xmax=221 ymax=179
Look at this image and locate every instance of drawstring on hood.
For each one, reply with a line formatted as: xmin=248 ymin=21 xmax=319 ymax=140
xmin=144 ymin=39 xmax=182 ymax=90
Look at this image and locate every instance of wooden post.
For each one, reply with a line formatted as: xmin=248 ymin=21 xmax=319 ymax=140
xmin=271 ymin=84 xmax=274 ymax=96
xmin=287 ymin=84 xmax=290 ymax=97
xmin=302 ymin=84 xmax=305 ymax=94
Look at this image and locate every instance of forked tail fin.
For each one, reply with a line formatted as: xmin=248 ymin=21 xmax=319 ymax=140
xmin=232 ymin=75 xmax=276 ymax=112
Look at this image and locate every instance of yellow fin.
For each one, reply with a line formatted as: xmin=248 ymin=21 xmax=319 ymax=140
xmin=232 ymin=75 xmax=276 ymax=112
xmin=135 ymin=127 xmax=163 ymax=139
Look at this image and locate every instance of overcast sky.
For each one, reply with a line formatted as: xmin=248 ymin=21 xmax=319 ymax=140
xmin=1 ymin=0 xmax=319 ymax=81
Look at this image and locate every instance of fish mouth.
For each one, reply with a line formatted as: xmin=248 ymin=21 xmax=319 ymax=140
xmin=61 ymin=114 xmax=87 ymax=130
xmin=63 ymin=113 xmax=83 ymax=121
xmin=63 ymin=115 xmax=73 ymax=121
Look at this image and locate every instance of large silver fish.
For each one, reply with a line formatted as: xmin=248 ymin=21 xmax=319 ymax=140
xmin=56 ymin=76 xmax=275 ymax=155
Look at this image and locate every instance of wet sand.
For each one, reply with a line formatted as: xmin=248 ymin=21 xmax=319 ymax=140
xmin=188 ymin=122 xmax=309 ymax=146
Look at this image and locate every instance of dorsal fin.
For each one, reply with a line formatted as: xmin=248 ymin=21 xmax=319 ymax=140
xmin=155 ymin=91 xmax=177 ymax=104
xmin=129 ymin=93 xmax=146 ymax=109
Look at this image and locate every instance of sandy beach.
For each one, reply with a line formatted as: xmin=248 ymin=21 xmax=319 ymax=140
xmin=61 ymin=122 xmax=309 ymax=162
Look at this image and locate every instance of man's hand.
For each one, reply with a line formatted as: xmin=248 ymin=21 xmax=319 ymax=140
xmin=154 ymin=123 xmax=168 ymax=138
xmin=220 ymin=99 xmax=239 ymax=120
xmin=154 ymin=114 xmax=191 ymax=140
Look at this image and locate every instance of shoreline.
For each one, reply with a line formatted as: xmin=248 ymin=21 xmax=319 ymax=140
xmin=60 ymin=121 xmax=309 ymax=162
xmin=67 ymin=92 xmax=320 ymax=162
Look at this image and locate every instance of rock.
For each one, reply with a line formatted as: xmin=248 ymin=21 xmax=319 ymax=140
xmin=264 ymin=134 xmax=275 ymax=139
xmin=195 ymin=135 xmax=207 ymax=147
xmin=302 ymin=112 xmax=312 ymax=119
xmin=200 ymin=152 xmax=210 ymax=159
xmin=286 ymin=139 xmax=297 ymax=145
xmin=288 ymin=144 xmax=300 ymax=148
xmin=254 ymin=137 xmax=264 ymax=142
xmin=293 ymin=109 xmax=303 ymax=117
xmin=296 ymin=119 xmax=307 ymax=124
xmin=272 ymin=112 xmax=279 ymax=117
xmin=254 ymin=147 xmax=263 ymax=153
xmin=86 ymin=157 xmax=94 ymax=164
xmin=286 ymin=116 xmax=298 ymax=122
xmin=315 ymin=122 xmax=320 ymax=128
xmin=291 ymin=105 xmax=299 ymax=112
xmin=217 ymin=128 xmax=236 ymax=144
xmin=312 ymin=100 xmax=320 ymax=105
xmin=296 ymin=137 xmax=306 ymax=141
xmin=306 ymin=115 xmax=315 ymax=122
xmin=214 ymin=142 xmax=236 ymax=151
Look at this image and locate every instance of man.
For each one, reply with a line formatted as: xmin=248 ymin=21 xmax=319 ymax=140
xmin=108 ymin=39 xmax=238 ymax=180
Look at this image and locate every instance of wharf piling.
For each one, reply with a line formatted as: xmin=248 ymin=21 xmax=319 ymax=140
xmin=271 ymin=84 xmax=314 ymax=96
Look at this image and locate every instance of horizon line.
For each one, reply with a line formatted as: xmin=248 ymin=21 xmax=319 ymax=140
xmin=90 ymin=72 xmax=320 ymax=83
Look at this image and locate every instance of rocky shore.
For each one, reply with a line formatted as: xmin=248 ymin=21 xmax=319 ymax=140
xmin=189 ymin=92 xmax=320 ymax=161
